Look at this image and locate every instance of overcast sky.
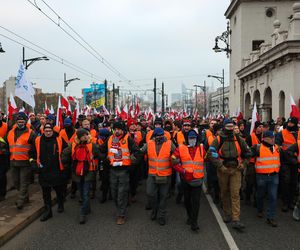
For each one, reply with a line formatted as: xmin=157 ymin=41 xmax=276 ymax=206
xmin=1 ymin=0 xmax=229 ymax=99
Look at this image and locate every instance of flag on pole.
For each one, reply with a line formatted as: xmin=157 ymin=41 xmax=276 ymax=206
xmin=50 ymin=105 xmax=54 ymax=114
xmin=44 ymin=101 xmax=49 ymax=115
xmin=115 ymin=105 xmax=121 ymax=117
xmin=8 ymin=93 xmax=18 ymax=120
xmin=56 ymin=96 xmax=62 ymax=127
xmin=61 ymin=95 xmax=70 ymax=111
xmin=120 ymin=104 xmax=128 ymax=120
xmin=290 ymin=94 xmax=300 ymax=120
xmin=250 ymin=102 xmax=260 ymax=134
xmin=72 ymin=101 xmax=80 ymax=125
xmin=15 ymin=62 xmax=35 ymax=108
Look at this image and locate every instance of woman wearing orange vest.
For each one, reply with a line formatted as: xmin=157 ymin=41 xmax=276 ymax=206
xmin=172 ymin=130 xmax=205 ymax=232
xmin=275 ymin=116 xmax=299 ymax=212
xmin=251 ymin=131 xmax=280 ymax=227
xmin=101 ymin=121 xmax=139 ymax=225
xmin=61 ymin=128 xmax=99 ymax=224
xmin=31 ymin=123 xmax=68 ymax=222
xmin=140 ymin=127 xmax=176 ymax=226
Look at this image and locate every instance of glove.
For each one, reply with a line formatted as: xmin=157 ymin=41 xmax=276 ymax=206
xmin=184 ymin=170 xmax=194 ymax=182
xmin=237 ymin=162 xmax=245 ymax=171
xmin=209 ymin=146 xmax=217 ymax=152
xmin=211 ymin=152 xmax=219 ymax=159
xmin=173 ymin=164 xmax=185 ymax=174
xmin=30 ymin=160 xmax=40 ymax=173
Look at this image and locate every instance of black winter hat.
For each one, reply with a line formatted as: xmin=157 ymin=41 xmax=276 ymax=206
xmin=76 ymin=128 xmax=89 ymax=139
xmin=288 ymin=117 xmax=298 ymax=125
xmin=154 ymin=117 xmax=163 ymax=125
xmin=113 ymin=121 xmax=125 ymax=130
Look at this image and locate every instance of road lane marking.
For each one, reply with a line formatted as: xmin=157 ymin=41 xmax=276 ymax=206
xmin=203 ymin=186 xmax=239 ymax=250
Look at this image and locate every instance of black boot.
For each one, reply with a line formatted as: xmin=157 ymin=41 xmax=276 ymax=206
xmin=40 ymin=206 xmax=53 ymax=222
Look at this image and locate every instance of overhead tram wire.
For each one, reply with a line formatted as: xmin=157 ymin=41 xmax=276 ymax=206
xmin=26 ymin=0 xmax=143 ymax=91
xmin=0 ymin=33 xmax=103 ymax=82
xmin=0 ymin=26 xmax=103 ymax=80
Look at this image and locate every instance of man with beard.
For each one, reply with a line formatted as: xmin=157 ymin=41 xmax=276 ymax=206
xmin=208 ymin=119 xmax=251 ymax=230
xmin=275 ymin=116 xmax=300 ymax=212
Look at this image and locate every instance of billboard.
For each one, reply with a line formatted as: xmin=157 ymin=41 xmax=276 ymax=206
xmin=83 ymin=83 xmax=105 ymax=109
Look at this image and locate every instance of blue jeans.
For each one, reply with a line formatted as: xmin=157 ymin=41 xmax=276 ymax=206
xmin=256 ymin=174 xmax=279 ymax=219
xmin=77 ymin=179 xmax=91 ymax=215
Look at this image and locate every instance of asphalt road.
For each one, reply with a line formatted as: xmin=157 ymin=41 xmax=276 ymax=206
xmin=2 ymin=182 xmax=300 ymax=250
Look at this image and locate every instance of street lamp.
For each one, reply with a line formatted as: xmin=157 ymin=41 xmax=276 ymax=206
xmin=22 ymin=47 xmax=49 ymax=69
xmin=213 ymin=22 xmax=231 ymax=57
xmin=208 ymin=69 xmax=225 ymax=114
xmin=0 ymin=43 xmax=5 ymax=53
xmin=64 ymin=72 xmax=80 ymax=94
xmin=194 ymin=83 xmax=207 ymax=116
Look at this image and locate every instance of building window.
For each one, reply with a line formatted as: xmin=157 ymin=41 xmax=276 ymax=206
xmin=252 ymin=40 xmax=264 ymax=51
xmin=265 ymin=8 xmax=275 ymax=18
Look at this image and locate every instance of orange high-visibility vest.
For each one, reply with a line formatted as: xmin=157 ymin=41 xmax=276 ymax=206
xmin=97 ymin=138 xmax=104 ymax=146
xmin=176 ymin=131 xmax=185 ymax=145
xmin=59 ymin=129 xmax=76 ymax=144
xmin=90 ymin=129 xmax=97 ymax=139
xmin=35 ymin=136 xmax=64 ymax=170
xmin=147 ymin=139 xmax=172 ymax=176
xmin=205 ymin=129 xmax=213 ymax=139
xmin=217 ymin=135 xmax=241 ymax=161
xmin=7 ymin=127 xmax=32 ymax=161
xmin=255 ymin=144 xmax=280 ymax=174
xmin=208 ymin=135 xmax=216 ymax=146
xmin=107 ymin=134 xmax=132 ymax=166
xmin=40 ymin=125 xmax=60 ymax=135
xmin=134 ymin=131 xmax=143 ymax=146
xmin=297 ymin=141 xmax=300 ymax=173
xmin=282 ymin=129 xmax=298 ymax=150
xmin=250 ymin=133 xmax=260 ymax=163
xmin=71 ymin=142 xmax=96 ymax=171
xmin=178 ymin=144 xmax=205 ymax=179
xmin=146 ymin=130 xmax=171 ymax=143
xmin=0 ymin=122 xmax=8 ymax=138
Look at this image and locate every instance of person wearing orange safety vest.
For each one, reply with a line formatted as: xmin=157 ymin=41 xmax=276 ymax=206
xmin=172 ymin=130 xmax=206 ymax=232
xmin=174 ymin=119 xmax=194 ymax=146
xmin=100 ymin=121 xmax=140 ymax=225
xmin=286 ymin=136 xmax=300 ymax=221
xmin=146 ymin=117 xmax=171 ymax=142
xmin=45 ymin=114 xmax=60 ymax=134
xmin=275 ymin=116 xmax=300 ymax=212
xmin=62 ymin=128 xmax=99 ymax=224
xmin=31 ymin=123 xmax=68 ymax=222
xmin=208 ymin=119 xmax=251 ymax=231
xmin=251 ymin=131 xmax=281 ymax=227
xmin=7 ymin=113 xmax=36 ymax=209
xmin=140 ymin=127 xmax=176 ymax=226
xmin=245 ymin=121 xmax=263 ymax=205
xmin=59 ymin=118 xmax=76 ymax=144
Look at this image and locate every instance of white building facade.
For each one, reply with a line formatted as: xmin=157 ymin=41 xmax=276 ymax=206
xmin=226 ymin=0 xmax=300 ymax=121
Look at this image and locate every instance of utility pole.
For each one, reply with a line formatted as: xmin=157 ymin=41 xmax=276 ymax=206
xmin=104 ymin=79 xmax=108 ymax=107
xmin=222 ymin=69 xmax=225 ymax=114
xmin=194 ymin=85 xmax=198 ymax=112
xmin=203 ymin=81 xmax=207 ymax=116
xmin=162 ymin=82 xmax=165 ymax=115
xmin=113 ymin=83 xmax=115 ymax=114
xmin=154 ymin=78 xmax=157 ymax=114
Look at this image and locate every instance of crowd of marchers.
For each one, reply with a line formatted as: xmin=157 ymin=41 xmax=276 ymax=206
xmin=1 ymin=111 xmax=300 ymax=232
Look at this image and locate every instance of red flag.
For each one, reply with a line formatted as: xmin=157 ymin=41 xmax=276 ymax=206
xmin=115 ymin=105 xmax=121 ymax=117
xmin=8 ymin=93 xmax=18 ymax=120
xmin=120 ymin=104 xmax=128 ymax=120
xmin=44 ymin=101 xmax=49 ymax=115
xmin=72 ymin=101 xmax=79 ymax=125
xmin=61 ymin=96 xmax=69 ymax=111
xmin=67 ymin=96 xmax=76 ymax=103
xmin=135 ymin=102 xmax=140 ymax=118
xmin=237 ymin=111 xmax=244 ymax=122
xmin=290 ymin=94 xmax=300 ymax=120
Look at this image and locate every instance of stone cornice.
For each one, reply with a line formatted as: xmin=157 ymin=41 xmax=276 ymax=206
xmin=236 ymin=40 xmax=300 ymax=80
xmin=225 ymin=0 xmax=297 ymax=19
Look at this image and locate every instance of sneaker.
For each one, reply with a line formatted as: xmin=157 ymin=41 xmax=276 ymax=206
xmin=117 ymin=216 xmax=126 ymax=225
xmin=232 ymin=221 xmax=245 ymax=230
xmin=293 ymin=206 xmax=300 ymax=221
xmin=191 ymin=223 xmax=199 ymax=232
xmin=222 ymin=215 xmax=232 ymax=224
xmin=40 ymin=210 xmax=53 ymax=222
xmin=266 ymin=218 xmax=277 ymax=227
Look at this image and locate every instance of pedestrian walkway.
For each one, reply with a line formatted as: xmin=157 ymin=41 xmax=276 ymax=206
xmin=0 ymin=184 xmax=44 ymax=247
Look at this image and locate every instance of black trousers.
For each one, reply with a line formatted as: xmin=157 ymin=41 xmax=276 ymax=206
xmin=280 ymin=164 xmax=298 ymax=206
xmin=100 ymin=165 xmax=110 ymax=197
xmin=129 ymin=165 xmax=138 ymax=196
xmin=183 ymin=182 xmax=202 ymax=227
xmin=42 ymin=185 xmax=64 ymax=208
xmin=0 ymin=166 xmax=7 ymax=198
